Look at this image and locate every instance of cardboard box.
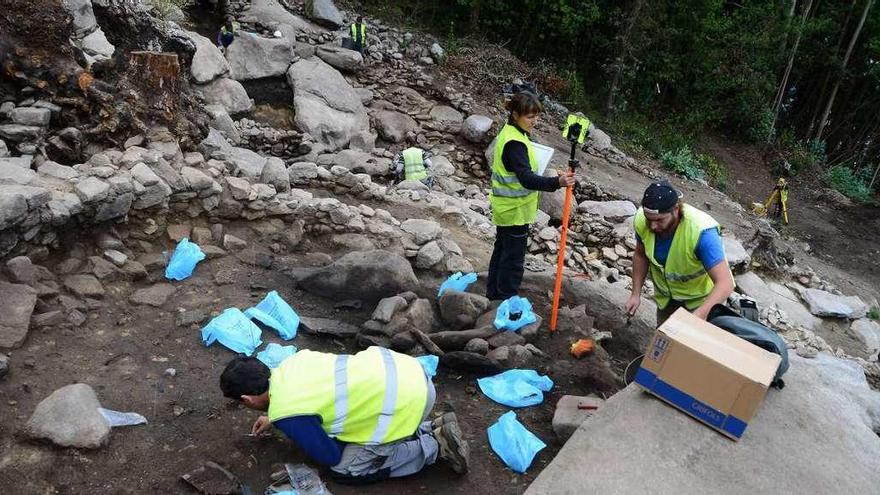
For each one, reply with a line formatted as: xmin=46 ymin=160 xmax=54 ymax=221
xmin=634 ymin=308 xmax=781 ymax=440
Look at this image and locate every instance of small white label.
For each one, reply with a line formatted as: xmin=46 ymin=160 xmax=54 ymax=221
xmin=648 ymin=335 xmax=669 ymax=362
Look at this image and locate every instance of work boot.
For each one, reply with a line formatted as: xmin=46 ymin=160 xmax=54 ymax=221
xmin=433 ymin=412 xmax=470 ymax=474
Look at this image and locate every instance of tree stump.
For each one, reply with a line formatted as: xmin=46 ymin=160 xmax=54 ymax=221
xmin=126 ymin=51 xmax=181 ymax=121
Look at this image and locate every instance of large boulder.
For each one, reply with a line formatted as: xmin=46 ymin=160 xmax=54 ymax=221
xmin=316 ymin=45 xmax=363 ymax=72
xmin=801 ymin=288 xmax=867 ymax=319
xmin=722 ymin=235 xmax=751 ymax=272
xmin=525 ymin=354 xmax=880 ymax=495
xmin=25 ymin=384 xmax=110 ymax=449
xmin=195 ymin=78 xmax=254 ymax=115
xmin=374 ymin=110 xmax=418 ymax=143
xmin=61 ymin=0 xmax=97 ymax=34
xmin=185 ymin=30 xmax=231 ymax=83
xmin=227 ymin=32 xmax=298 ymax=80
xmin=539 ymin=169 xmax=569 ymax=221
xmin=735 ymin=272 xmax=820 ymax=330
xmin=850 ymin=318 xmax=880 ymax=355
xmin=240 ymin=0 xmax=324 ymax=38
xmin=287 ymin=58 xmax=369 ymax=151
xmin=0 ymin=281 xmax=38 ymax=348
xmin=80 ymin=28 xmax=115 ymax=61
xmin=429 ymin=105 xmax=464 ymax=131
xmin=460 ymin=115 xmax=494 ymax=143
xmin=306 ymin=0 xmax=344 ymax=29
xmin=316 ymin=149 xmax=390 ymax=176
xmin=439 ymin=290 xmax=491 ymax=330
xmin=298 ymin=250 xmax=419 ymax=302
xmin=577 ymin=200 xmax=637 ymax=222
xmin=228 ymin=147 xmax=268 ymax=179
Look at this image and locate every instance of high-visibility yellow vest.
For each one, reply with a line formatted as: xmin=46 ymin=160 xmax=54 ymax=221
xmin=489 ymin=124 xmax=540 ymax=227
xmin=350 ymin=23 xmax=366 ymax=44
xmin=266 ymin=347 xmax=428 ymax=445
xmin=221 ymin=22 xmax=240 ymax=36
xmin=402 ymin=147 xmax=428 ymax=181
xmin=634 ymin=204 xmax=726 ymax=310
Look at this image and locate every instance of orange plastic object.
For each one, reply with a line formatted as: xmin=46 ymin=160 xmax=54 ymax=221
xmin=570 ymin=338 xmax=595 ymax=359
xmin=549 ymin=171 xmax=575 ymax=333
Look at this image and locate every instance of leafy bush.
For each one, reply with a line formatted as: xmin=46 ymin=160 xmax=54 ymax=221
xmin=660 ymin=146 xmax=703 ymax=180
xmin=748 ymin=107 xmax=775 ymax=143
xmin=783 ymin=137 xmax=827 ymax=174
xmin=696 ymin=153 xmax=728 ymax=190
xmin=445 ymin=21 xmax=461 ymax=57
xmin=824 ymin=165 xmax=874 ymax=203
xmin=868 ymin=307 xmax=880 ymax=320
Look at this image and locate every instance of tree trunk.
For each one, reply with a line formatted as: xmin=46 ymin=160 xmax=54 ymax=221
xmin=771 ymin=0 xmax=814 ymax=131
xmin=807 ymin=0 xmax=858 ymax=137
xmin=606 ymin=0 xmax=646 ymax=114
xmin=778 ymin=0 xmax=798 ymax=58
xmin=815 ymin=0 xmax=875 ymax=142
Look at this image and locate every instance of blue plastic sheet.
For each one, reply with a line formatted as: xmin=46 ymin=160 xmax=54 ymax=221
xmin=438 ymin=272 xmax=477 ymax=297
xmin=244 ymin=291 xmax=300 ymax=340
xmin=201 ymin=308 xmax=263 ymax=356
xmin=165 ymin=238 xmax=206 ymax=281
xmin=488 ymin=411 xmax=546 ymax=474
xmin=256 ymin=343 xmax=298 ymax=368
xmin=493 ymin=296 xmax=537 ymax=331
xmin=477 ymin=369 xmax=554 ymax=408
xmin=416 ymin=355 xmax=439 ymax=377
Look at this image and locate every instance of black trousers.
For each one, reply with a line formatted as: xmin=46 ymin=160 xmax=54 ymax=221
xmin=486 ymin=224 xmax=529 ymax=301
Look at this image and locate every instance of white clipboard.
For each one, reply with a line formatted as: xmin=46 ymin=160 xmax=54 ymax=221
xmin=531 ymin=142 xmax=555 ymax=176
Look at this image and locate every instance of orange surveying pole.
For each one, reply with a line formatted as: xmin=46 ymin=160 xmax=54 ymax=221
xmin=550 ymin=114 xmax=588 ymax=333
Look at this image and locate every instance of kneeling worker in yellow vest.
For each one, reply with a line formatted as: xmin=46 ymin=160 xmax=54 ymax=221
xmin=625 ymin=180 xmax=734 ymax=325
xmin=391 ymin=146 xmax=433 ymax=188
xmin=486 ymin=91 xmax=576 ymax=300
xmin=220 ymin=347 xmax=469 ymax=484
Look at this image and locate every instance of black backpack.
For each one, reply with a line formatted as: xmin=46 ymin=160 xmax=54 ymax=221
xmin=708 ymin=304 xmax=789 ymax=388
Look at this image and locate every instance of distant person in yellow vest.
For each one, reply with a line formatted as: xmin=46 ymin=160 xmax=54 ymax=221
xmin=217 ymin=16 xmax=239 ymax=55
xmin=626 ymin=180 xmax=735 ymax=325
xmin=486 ymin=91 xmax=576 ymax=300
xmin=350 ymin=16 xmax=367 ymax=56
xmin=220 ymin=347 xmax=469 ymax=484
xmin=392 ymin=146 xmax=433 ymax=188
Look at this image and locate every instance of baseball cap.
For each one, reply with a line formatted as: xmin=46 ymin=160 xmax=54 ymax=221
xmin=641 ymin=180 xmax=682 ymax=214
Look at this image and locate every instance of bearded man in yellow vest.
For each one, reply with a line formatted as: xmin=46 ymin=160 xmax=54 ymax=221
xmin=220 ymin=347 xmax=469 ymax=483
xmin=626 ymin=180 xmax=735 ymax=325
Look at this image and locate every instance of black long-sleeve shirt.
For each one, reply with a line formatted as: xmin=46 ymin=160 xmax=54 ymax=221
xmin=500 ymin=122 xmax=561 ymax=192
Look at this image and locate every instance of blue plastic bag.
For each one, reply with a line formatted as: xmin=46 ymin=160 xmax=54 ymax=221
xmin=416 ymin=355 xmax=439 ymax=378
xmin=244 ymin=291 xmax=300 ymax=340
xmin=477 ymin=369 xmax=554 ymax=408
xmin=438 ymin=272 xmax=477 ymax=297
xmin=165 ymin=238 xmax=206 ymax=281
xmin=488 ymin=411 xmax=546 ymax=473
xmin=493 ymin=296 xmax=537 ymax=331
xmin=201 ymin=308 xmax=263 ymax=356
xmin=256 ymin=343 xmax=298 ymax=368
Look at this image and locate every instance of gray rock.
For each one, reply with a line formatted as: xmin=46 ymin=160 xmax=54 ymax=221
xmin=229 ymin=147 xmax=268 ymax=179
xmin=288 ymin=162 xmax=319 ymax=184
xmin=384 ymin=299 xmax=436 ymax=336
xmin=801 ymin=288 xmax=867 ymax=319
xmin=185 ymin=30 xmax=230 ymax=83
xmin=306 ymin=0 xmax=344 ymax=28
xmin=195 ymin=78 xmax=254 ymax=115
xmin=25 ymin=383 xmax=110 ymax=449
xmin=75 ymin=177 xmax=110 ymax=203
xmin=300 ymin=316 xmax=360 ymax=338
xmin=488 ymin=330 xmax=525 ymax=349
xmin=317 ymin=149 xmax=389 ymax=176
xmin=33 ymin=311 xmax=65 ymax=328
xmin=430 ymin=42 xmax=446 ymax=63
xmin=439 ymin=290 xmax=491 ymax=330
xmin=850 ymin=318 xmax=880 ymax=355
xmin=6 ymin=256 xmax=37 ymax=284
xmin=0 ymin=187 xmax=28 ymax=230
xmin=199 ymin=128 xmax=234 ymax=158
xmin=0 ymin=139 xmax=7 ymax=157
xmin=552 ymin=395 xmax=603 ymax=441
xmin=80 ymin=28 xmax=115 ymax=60
xmin=261 ymin=157 xmax=290 ymax=193
xmin=0 ymin=353 xmax=8 ymax=379
xmin=130 ymin=283 xmax=177 ymax=307
xmin=181 ymin=166 xmax=214 ymax=191
xmin=130 ymin=162 xmax=160 ymax=186
xmin=11 ymin=107 xmax=51 ymax=127
xmin=539 ymin=170 xmax=570 ymax=222
xmin=205 ymin=105 xmax=241 ymax=144
xmin=301 ymin=250 xmax=418 ymax=303
xmin=103 ymin=250 xmax=128 ymax=267
xmin=735 ymin=272 xmax=820 ymax=330
xmin=429 ymin=326 xmax=498 ymax=351
xmin=227 ymin=32 xmax=297 ymax=81
xmin=61 ymin=0 xmax=97 ymax=34
xmin=464 ymin=338 xmax=489 ymax=355
xmin=430 ymin=155 xmax=456 ymax=177
xmin=0 ymin=281 xmax=38 ymax=348
xmin=722 ymin=235 xmax=751 ymax=271
xmin=525 ymin=354 xmax=880 ymax=495
xmin=0 ymin=124 xmax=43 ymax=142
xmin=0 ymin=159 xmax=36 ymax=185
xmin=374 ymin=110 xmax=418 ymax=143
xmin=429 ymin=105 xmax=464 ymax=130
xmin=316 ymin=45 xmax=363 ymax=72
xmin=577 ymin=200 xmax=637 ymax=221
xmin=223 ymin=234 xmax=248 ymax=251
xmin=440 ymin=351 xmax=501 ymax=376
xmin=415 ymin=241 xmax=444 ymax=269
xmin=372 ymin=296 xmax=408 ymax=324
xmin=63 ymin=274 xmax=105 ymax=299
xmin=37 ymin=160 xmax=79 ymax=180
xmin=461 ymin=115 xmax=494 ymax=143
xmin=240 ymin=0 xmax=323 ymax=38
xmin=400 ymin=218 xmax=442 ymax=245
xmin=287 ymin=57 xmax=369 ymax=151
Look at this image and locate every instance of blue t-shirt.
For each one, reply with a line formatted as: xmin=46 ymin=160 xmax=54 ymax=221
xmin=635 ymin=227 xmax=725 ymax=270
xmin=274 ymin=415 xmax=344 ymax=466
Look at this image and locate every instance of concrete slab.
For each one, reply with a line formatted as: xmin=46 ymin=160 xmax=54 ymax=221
xmin=526 ymin=353 xmax=880 ymax=494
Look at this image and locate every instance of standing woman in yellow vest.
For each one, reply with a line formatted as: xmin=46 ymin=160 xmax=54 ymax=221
xmin=350 ymin=16 xmax=367 ymax=56
xmin=486 ymin=91 xmax=576 ymax=300
xmin=626 ymin=180 xmax=735 ymax=325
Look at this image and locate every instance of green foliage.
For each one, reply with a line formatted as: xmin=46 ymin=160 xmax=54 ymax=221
xmin=783 ymin=137 xmax=827 ymax=174
xmin=661 ymin=146 xmax=703 ymax=180
xmin=824 ymin=165 xmax=874 ymax=204
xmin=868 ymin=307 xmax=880 ymax=321
xmin=696 ymin=153 xmax=728 ymax=191
xmin=749 ymin=107 xmax=776 ymax=143
xmin=444 ymin=21 xmax=461 ymax=57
